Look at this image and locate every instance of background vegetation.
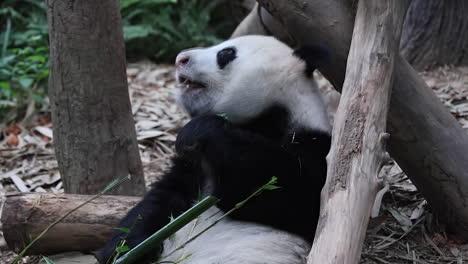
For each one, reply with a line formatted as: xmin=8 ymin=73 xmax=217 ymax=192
xmin=0 ymin=0 xmax=241 ymax=122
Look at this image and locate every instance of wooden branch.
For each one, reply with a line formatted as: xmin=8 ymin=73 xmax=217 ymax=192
xmin=307 ymin=1 xmax=409 ymax=263
xmin=1 ymin=193 xmax=140 ymax=255
xmin=230 ymin=3 xmax=291 ymax=43
xmin=256 ymin=0 xmax=354 ymax=88
xmin=251 ymin=0 xmax=468 ymax=239
xmin=231 ymin=3 xmax=267 ymax=37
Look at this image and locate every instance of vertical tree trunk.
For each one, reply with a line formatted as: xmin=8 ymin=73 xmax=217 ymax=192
xmin=401 ymin=0 xmax=468 ymax=69
xmin=253 ymin=0 xmax=468 ymax=240
xmin=46 ymin=0 xmax=145 ymax=196
xmin=307 ymin=1 xmax=409 ymax=263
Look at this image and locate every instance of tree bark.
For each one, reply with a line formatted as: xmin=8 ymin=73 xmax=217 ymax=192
xmin=251 ymin=0 xmax=468 ymax=240
xmin=231 ymin=3 xmax=291 ymax=44
xmin=307 ymin=1 xmax=408 ymax=263
xmin=401 ymin=0 xmax=468 ymax=69
xmin=1 ymin=193 xmax=140 ymax=255
xmin=46 ymin=0 xmax=146 ymax=195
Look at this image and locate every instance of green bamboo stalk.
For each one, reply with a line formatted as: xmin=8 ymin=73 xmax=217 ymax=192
xmin=115 ymin=196 xmax=220 ymax=264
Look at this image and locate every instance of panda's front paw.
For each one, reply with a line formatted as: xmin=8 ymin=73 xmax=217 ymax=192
xmin=175 ymin=115 xmax=229 ymax=158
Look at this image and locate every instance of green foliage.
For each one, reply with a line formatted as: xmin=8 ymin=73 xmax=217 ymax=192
xmin=0 ymin=46 xmax=49 ymax=101
xmin=0 ymin=0 xmax=49 ymax=120
xmin=121 ymin=0 xmax=228 ymax=61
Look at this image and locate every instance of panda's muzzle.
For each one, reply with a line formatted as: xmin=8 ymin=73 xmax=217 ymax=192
xmin=178 ymin=75 xmax=207 ymax=91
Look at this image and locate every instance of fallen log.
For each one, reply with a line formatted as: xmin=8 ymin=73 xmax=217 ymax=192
xmin=1 ymin=193 xmax=140 ymax=255
xmin=307 ymin=1 xmax=409 ymax=263
xmin=248 ymin=0 xmax=468 ymax=240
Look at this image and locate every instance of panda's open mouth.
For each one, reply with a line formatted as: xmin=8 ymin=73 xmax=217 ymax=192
xmin=178 ymin=75 xmax=206 ymax=91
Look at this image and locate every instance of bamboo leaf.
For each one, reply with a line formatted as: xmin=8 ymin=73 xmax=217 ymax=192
xmin=102 ymin=174 xmax=131 ymax=194
xmin=42 ymin=256 xmax=55 ymax=264
xmin=262 ymin=185 xmax=281 ymax=190
xmin=115 ymin=227 xmax=131 ymax=233
xmin=116 ymin=245 xmax=131 ymax=253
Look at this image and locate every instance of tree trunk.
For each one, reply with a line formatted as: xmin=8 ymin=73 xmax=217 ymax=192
xmin=1 ymin=193 xmax=140 ymax=255
xmin=46 ymin=0 xmax=146 ymax=195
xmin=401 ymin=0 xmax=468 ymax=69
xmin=307 ymin=1 xmax=409 ymax=263
xmin=250 ymin=0 xmax=468 ymax=240
xmin=231 ymin=3 xmax=292 ymax=44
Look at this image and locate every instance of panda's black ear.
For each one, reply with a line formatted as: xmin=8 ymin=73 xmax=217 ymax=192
xmin=293 ymin=44 xmax=332 ymax=77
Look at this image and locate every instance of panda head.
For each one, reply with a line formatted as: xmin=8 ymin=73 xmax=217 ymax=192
xmin=175 ymin=35 xmax=332 ymax=133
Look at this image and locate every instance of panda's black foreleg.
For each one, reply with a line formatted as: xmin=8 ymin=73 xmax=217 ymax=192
xmin=95 ymin=158 xmax=204 ymax=264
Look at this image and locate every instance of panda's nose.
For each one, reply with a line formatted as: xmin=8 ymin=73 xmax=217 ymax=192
xmin=176 ymin=54 xmax=190 ymax=67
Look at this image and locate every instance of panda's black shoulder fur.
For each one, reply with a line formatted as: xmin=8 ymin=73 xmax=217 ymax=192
xmin=293 ymin=43 xmax=332 ymax=77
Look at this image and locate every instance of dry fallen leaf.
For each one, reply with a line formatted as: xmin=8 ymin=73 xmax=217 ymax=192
xmin=6 ymin=135 xmax=19 ymax=146
xmin=449 ymin=247 xmax=460 ymax=257
xmin=10 ymin=174 xmax=29 ymax=192
xmin=38 ymin=117 xmax=51 ymax=126
xmin=410 ymin=200 xmax=426 ymax=220
xmin=4 ymin=124 xmax=22 ymax=135
xmin=34 ymin=126 xmax=54 ymax=139
xmin=388 ymin=207 xmax=413 ymax=232
xmin=136 ymin=130 xmax=166 ymax=140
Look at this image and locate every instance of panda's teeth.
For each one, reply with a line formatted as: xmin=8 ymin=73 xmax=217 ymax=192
xmin=178 ymin=76 xmax=204 ymax=90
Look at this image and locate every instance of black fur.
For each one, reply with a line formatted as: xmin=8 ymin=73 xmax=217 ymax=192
xmin=96 ymin=105 xmax=330 ymax=264
xmin=217 ymin=47 xmax=237 ymax=69
xmin=240 ymin=105 xmax=290 ymax=141
xmin=293 ymin=43 xmax=332 ymax=77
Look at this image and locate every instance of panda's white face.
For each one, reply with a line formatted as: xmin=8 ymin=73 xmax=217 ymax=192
xmin=175 ymin=35 xmax=331 ymax=132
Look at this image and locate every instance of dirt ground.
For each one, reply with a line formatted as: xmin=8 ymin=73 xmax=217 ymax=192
xmin=0 ymin=63 xmax=467 ymax=264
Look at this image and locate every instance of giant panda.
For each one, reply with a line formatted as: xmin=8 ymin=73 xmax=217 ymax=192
xmin=97 ymin=35 xmax=332 ymax=264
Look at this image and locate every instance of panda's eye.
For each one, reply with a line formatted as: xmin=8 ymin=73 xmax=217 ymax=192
xmin=217 ymin=47 xmax=237 ymax=69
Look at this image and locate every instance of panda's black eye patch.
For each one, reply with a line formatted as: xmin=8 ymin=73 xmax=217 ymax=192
xmin=217 ymin=47 xmax=237 ymax=69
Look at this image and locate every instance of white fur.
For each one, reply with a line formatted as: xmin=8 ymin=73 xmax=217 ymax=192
xmin=175 ymin=35 xmax=331 ymax=133
xmin=161 ymin=207 xmax=310 ymax=264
